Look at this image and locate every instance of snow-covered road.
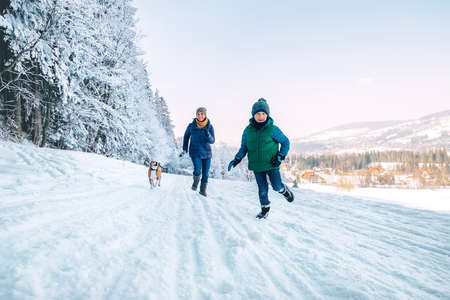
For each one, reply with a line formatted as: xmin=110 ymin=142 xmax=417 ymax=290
xmin=1 ymin=142 xmax=449 ymax=299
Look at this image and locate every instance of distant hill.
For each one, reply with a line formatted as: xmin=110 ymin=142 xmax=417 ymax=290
xmin=293 ymin=109 xmax=450 ymax=153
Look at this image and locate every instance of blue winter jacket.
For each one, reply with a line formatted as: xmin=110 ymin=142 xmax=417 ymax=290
xmin=183 ymin=119 xmax=215 ymax=159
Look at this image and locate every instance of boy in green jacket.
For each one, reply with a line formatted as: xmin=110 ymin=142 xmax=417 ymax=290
xmin=228 ymin=98 xmax=294 ymax=219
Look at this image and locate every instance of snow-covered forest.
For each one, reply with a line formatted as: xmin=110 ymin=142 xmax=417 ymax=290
xmin=0 ymin=0 xmax=175 ymax=164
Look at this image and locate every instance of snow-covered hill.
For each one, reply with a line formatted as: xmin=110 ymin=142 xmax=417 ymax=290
xmin=1 ymin=142 xmax=449 ymax=299
xmin=293 ymin=110 xmax=450 ymax=153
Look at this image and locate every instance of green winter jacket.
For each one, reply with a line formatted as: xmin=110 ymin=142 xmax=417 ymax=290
xmin=245 ymin=119 xmax=279 ymax=172
xmin=235 ymin=117 xmax=291 ymax=172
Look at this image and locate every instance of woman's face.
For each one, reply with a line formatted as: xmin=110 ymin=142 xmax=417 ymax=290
xmin=254 ymin=112 xmax=267 ymax=123
xmin=196 ymin=111 xmax=206 ymax=122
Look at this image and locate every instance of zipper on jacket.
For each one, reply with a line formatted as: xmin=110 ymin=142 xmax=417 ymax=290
xmin=257 ymin=129 xmax=261 ymax=162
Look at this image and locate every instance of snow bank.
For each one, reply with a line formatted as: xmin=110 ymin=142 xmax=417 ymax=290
xmin=300 ymin=184 xmax=450 ymax=213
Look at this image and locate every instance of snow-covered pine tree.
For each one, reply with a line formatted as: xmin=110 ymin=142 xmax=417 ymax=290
xmin=152 ymin=89 xmax=175 ymax=143
xmin=0 ymin=0 xmax=176 ymax=165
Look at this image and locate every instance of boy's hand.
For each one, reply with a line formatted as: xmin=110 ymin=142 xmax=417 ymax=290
xmin=270 ymin=153 xmax=285 ymax=167
xmin=227 ymin=158 xmax=242 ymax=171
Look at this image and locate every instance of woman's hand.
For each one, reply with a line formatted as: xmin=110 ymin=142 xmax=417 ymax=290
xmin=203 ymin=126 xmax=210 ymax=137
xmin=202 ymin=126 xmax=213 ymax=143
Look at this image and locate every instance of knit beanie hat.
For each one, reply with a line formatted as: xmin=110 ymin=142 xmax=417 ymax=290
xmin=251 ymin=98 xmax=270 ymax=116
xmin=196 ymin=107 xmax=207 ymax=116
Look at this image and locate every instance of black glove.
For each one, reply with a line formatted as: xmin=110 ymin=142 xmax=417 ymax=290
xmin=179 ymin=151 xmax=186 ymax=157
xmin=270 ymin=152 xmax=285 ymax=167
xmin=227 ymin=158 xmax=242 ymax=171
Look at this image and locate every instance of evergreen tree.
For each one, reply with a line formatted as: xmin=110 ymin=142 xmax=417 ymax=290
xmin=0 ymin=0 xmax=177 ymax=165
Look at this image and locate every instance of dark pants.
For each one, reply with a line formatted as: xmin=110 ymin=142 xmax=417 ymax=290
xmin=191 ymin=157 xmax=211 ymax=183
xmin=253 ymin=169 xmax=285 ymax=207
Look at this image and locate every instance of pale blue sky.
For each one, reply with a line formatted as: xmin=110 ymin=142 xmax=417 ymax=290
xmin=133 ymin=0 xmax=450 ymax=145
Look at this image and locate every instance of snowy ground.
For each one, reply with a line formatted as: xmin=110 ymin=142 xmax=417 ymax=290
xmin=300 ymin=184 xmax=450 ymax=213
xmin=0 ymin=141 xmax=449 ymax=299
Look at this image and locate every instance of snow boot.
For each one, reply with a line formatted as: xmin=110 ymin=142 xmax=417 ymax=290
xmin=192 ymin=175 xmax=201 ymax=191
xmin=199 ymin=182 xmax=207 ymax=197
xmin=281 ymin=185 xmax=294 ymax=202
xmin=256 ymin=206 xmax=270 ymax=219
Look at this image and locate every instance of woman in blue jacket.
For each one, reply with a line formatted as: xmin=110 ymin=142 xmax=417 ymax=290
xmin=182 ymin=107 xmax=215 ymax=196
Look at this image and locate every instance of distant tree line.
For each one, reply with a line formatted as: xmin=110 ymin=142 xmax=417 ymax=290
xmin=286 ymin=149 xmax=450 ymax=172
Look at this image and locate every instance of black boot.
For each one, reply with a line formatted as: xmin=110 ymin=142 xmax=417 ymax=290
xmin=256 ymin=206 xmax=270 ymax=219
xmin=281 ymin=185 xmax=294 ymax=202
xmin=199 ymin=182 xmax=207 ymax=197
xmin=192 ymin=175 xmax=200 ymax=191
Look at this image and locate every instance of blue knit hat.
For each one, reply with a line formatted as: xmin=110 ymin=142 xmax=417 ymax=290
xmin=251 ymin=98 xmax=270 ymax=116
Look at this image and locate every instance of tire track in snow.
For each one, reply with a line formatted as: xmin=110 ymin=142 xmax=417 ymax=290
xmin=103 ymin=185 xmax=178 ymax=300
xmin=202 ymin=186 xmax=318 ymax=299
xmin=174 ymin=183 xmax=198 ymax=299
xmin=193 ymin=193 xmax=237 ymax=297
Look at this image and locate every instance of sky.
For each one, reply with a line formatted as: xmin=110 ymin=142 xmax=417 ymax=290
xmin=132 ymin=0 xmax=450 ymax=146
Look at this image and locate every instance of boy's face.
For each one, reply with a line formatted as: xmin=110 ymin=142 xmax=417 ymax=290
xmin=196 ymin=111 xmax=206 ymax=122
xmin=254 ymin=112 xmax=267 ymax=123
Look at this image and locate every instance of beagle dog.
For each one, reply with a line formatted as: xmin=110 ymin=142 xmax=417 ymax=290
xmin=148 ymin=161 xmax=163 ymax=188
